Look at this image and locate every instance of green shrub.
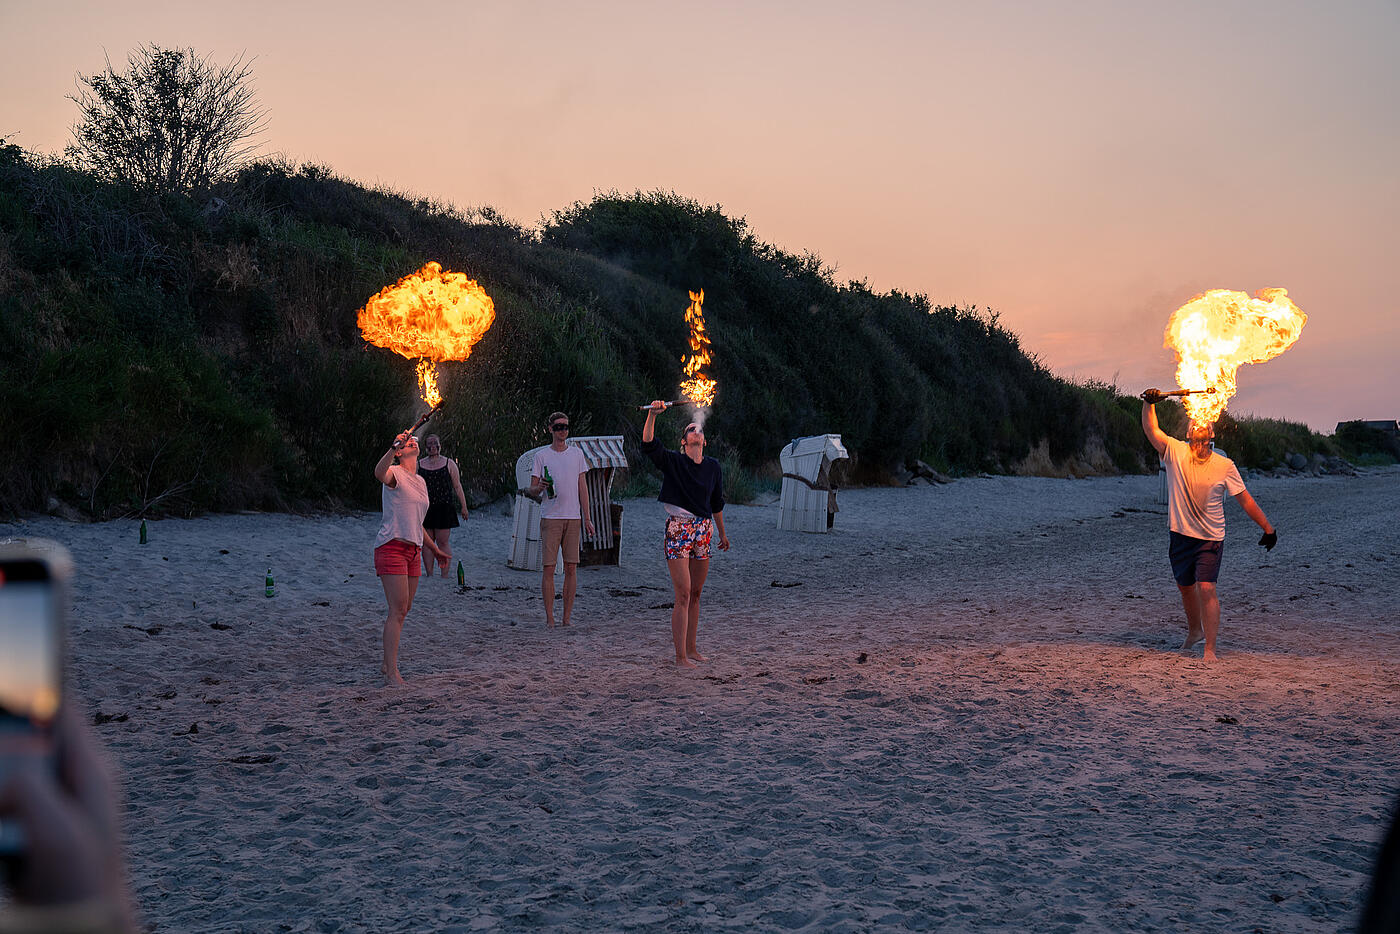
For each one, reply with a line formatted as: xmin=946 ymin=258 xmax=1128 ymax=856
xmin=612 ymin=469 xmax=661 ymax=500
xmin=0 ymin=342 xmax=278 ymax=516
xmin=1334 ymin=421 xmax=1400 ymax=463
xmin=0 ymin=156 xmax=1348 ymax=516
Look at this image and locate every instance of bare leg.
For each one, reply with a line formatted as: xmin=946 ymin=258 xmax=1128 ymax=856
xmin=421 ymin=532 xmax=436 ymax=577
xmin=666 ymin=559 xmax=696 ymax=667
xmin=380 ymin=574 xmax=417 ymax=685
xmin=686 ymin=557 xmax=710 ymax=661
xmin=561 ymin=562 xmax=578 ymax=626
xmin=430 ymin=528 xmax=452 ymax=577
xmin=1198 ymin=582 xmax=1221 ymax=662
xmin=541 ymin=564 xmax=556 ymax=627
xmin=1177 ymin=583 xmax=1204 ymax=651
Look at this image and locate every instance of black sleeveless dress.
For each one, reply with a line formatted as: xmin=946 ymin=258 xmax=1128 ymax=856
xmin=418 ymin=462 xmax=459 ymax=529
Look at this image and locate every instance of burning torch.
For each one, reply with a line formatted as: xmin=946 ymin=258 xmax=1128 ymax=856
xmin=1140 ymin=387 xmax=1217 ymax=403
xmin=639 ymin=290 xmax=716 ymax=412
xmin=392 ymin=407 xmax=441 ymax=450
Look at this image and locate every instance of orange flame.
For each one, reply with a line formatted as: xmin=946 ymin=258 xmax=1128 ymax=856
xmin=357 ymin=261 xmax=496 ymax=407
xmin=678 ymin=289 xmax=716 ymax=407
xmin=415 ymin=360 xmax=441 ymax=409
xmin=1165 ymin=287 xmax=1306 ymax=425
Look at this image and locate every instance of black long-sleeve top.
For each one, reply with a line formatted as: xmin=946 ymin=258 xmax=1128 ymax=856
xmin=640 ymin=438 xmax=725 ymax=519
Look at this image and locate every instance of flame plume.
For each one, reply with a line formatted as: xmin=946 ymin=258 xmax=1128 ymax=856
xmin=679 ymin=289 xmax=716 ymax=408
xmin=415 ymin=360 xmax=441 ymax=408
xmin=1165 ymin=287 xmax=1307 ymax=425
xmin=357 ymin=261 xmax=496 ymax=407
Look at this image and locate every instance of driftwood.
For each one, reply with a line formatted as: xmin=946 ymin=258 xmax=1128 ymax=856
xmin=910 ymin=460 xmax=954 ymax=485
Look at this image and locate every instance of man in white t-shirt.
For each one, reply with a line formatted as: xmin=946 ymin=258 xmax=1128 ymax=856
xmin=1141 ymin=391 xmax=1277 ymax=662
xmin=528 ymin=411 xmax=596 ymax=628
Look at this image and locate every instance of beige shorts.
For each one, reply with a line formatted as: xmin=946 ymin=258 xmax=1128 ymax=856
xmin=540 ymin=518 xmax=581 ymax=566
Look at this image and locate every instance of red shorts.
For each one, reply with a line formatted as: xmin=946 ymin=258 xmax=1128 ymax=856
xmin=374 ymin=539 xmax=422 ymax=577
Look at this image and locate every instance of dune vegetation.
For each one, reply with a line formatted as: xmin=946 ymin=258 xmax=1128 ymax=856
xmin=0 ymin=144 xmax=1377 ymax=518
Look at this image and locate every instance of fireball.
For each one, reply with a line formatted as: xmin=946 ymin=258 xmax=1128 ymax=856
xmin=1165 ymin=288 xmax=1306 ymax=424
xmin=357 ymin=261 xmax=496 ymax=407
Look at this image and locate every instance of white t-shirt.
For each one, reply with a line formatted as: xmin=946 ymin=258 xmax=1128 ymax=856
xmin=374 ymin=465 xmax=430 ymax=548
xmin=1161 ymin=437 xmax=1246 ymax=541
xmin=531 ymin=444 xmax=588 ymax=520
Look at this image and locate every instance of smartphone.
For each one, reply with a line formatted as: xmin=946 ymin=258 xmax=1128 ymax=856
xmin=0 ymin=539 xmax=70 ymax=854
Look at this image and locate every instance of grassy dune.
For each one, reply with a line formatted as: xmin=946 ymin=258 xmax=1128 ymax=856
xmin=0 ymin=147 xmax=1374 ymax=518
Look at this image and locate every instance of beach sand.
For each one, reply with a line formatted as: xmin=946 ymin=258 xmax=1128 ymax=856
xmin=5 ymin=467 xmax=1399 ymax=931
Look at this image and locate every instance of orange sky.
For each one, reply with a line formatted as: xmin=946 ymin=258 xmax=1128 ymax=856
xmin=4 ymin=0 xmax=1396 ymax=431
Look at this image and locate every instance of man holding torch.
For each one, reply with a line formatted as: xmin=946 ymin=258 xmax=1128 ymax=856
xmin=1140 ymin=389 xmax=1277 ymax=662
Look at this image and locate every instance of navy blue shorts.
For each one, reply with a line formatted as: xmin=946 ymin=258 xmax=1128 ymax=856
xmin=1169 ymin=531 xmax=1223 ymax=586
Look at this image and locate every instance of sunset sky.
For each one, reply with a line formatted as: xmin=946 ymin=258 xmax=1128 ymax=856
xmin=4 ymin=0 xmax=1395 ymax=431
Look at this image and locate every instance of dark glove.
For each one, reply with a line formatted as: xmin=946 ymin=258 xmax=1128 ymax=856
xmin=1140 ymin=388 xmax=1164 ymax=404
xmin=1259 ymin=530 xmax=1277 ymax=551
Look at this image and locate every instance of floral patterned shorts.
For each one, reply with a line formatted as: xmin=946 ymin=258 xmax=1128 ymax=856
xmin=664 ymin=515 xmax=712 ymax=561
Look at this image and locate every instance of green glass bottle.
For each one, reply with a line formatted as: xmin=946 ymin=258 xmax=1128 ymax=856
xmin=543 ymin=465 xmax=556 ymax=499
xmin=265 ymin=569 xmax=274 ymax=598
xmin=139 ymin=519 xmax=148 ymax=545
xmin=456 ymin=560 xmax=465 ymax=587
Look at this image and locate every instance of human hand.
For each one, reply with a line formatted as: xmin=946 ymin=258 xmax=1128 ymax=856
xmin=1140 ymin=389 xmax=1164 ymax=404
xmin=718 ymin=534 xmax=731 ymax=552
xmin=0 ymin=707 xmax=133 ymax=926
xmin=459 ymin=507 xmax=469 ymax=522
xmin=647 ymin=400 xmax=668 ymax=413
xmin=1259 ymin=530 xmax=1277 ymax=551
xmin=585 ymin=519 xmax=596 ymax=537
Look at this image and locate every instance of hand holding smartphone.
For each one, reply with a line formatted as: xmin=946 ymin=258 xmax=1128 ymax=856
xmin=0 ymin=539 xmax=70 ymax=855
xmin=0 ymin=541 xmax=137 ymax=929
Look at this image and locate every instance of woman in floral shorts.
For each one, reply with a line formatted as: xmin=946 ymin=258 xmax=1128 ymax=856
xmin=640 ymin=401 xmax=731 ymax=668
xmin=665 ymin=513 xmax=712 ymax=560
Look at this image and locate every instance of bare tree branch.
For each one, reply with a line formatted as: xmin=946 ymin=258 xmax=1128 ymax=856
xmin=67 ymin=44 xmax=268 ymax=194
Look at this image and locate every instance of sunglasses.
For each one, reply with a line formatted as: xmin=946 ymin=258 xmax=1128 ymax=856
xmin=551 ymin=423 xmax=570 ymax=432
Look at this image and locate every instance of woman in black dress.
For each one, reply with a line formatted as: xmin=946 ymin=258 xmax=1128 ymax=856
xmin=417 ymin=434 xmax=470 ymax=577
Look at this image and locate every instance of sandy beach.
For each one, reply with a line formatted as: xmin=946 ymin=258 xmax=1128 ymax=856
xmin=5 ymin=467 xmax=1398 ymax=932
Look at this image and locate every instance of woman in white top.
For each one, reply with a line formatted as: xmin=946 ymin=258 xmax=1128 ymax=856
xmin=373 ymin=432 xmax=449 ymax=685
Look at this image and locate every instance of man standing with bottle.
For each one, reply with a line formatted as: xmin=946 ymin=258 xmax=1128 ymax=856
xmin=529 ymin=412 xmax=595 ymax=627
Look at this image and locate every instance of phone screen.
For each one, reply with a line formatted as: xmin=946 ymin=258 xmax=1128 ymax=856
xmin=0 ymin=580 xmax=61 ymax=729
xmin=0 ymin=561 xmax=62 ymax=853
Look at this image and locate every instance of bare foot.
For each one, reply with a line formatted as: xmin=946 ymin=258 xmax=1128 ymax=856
xmin=545 ymin=619 xmax=554 ymax=629
xmin=1182 ymin=629 xmax=1204 ymax=651
xmin=1202 ymin=648 xmax=1218 ymax=663
xmin=688 ymin=651 xmax=708 ymax=662
xmin=560 ymin=619 xmax=571 ymax=627
xmin=381 ymin=664 xmax=406 ymax=686
xmin=675 ymin=658 xmax=697 ymax=669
